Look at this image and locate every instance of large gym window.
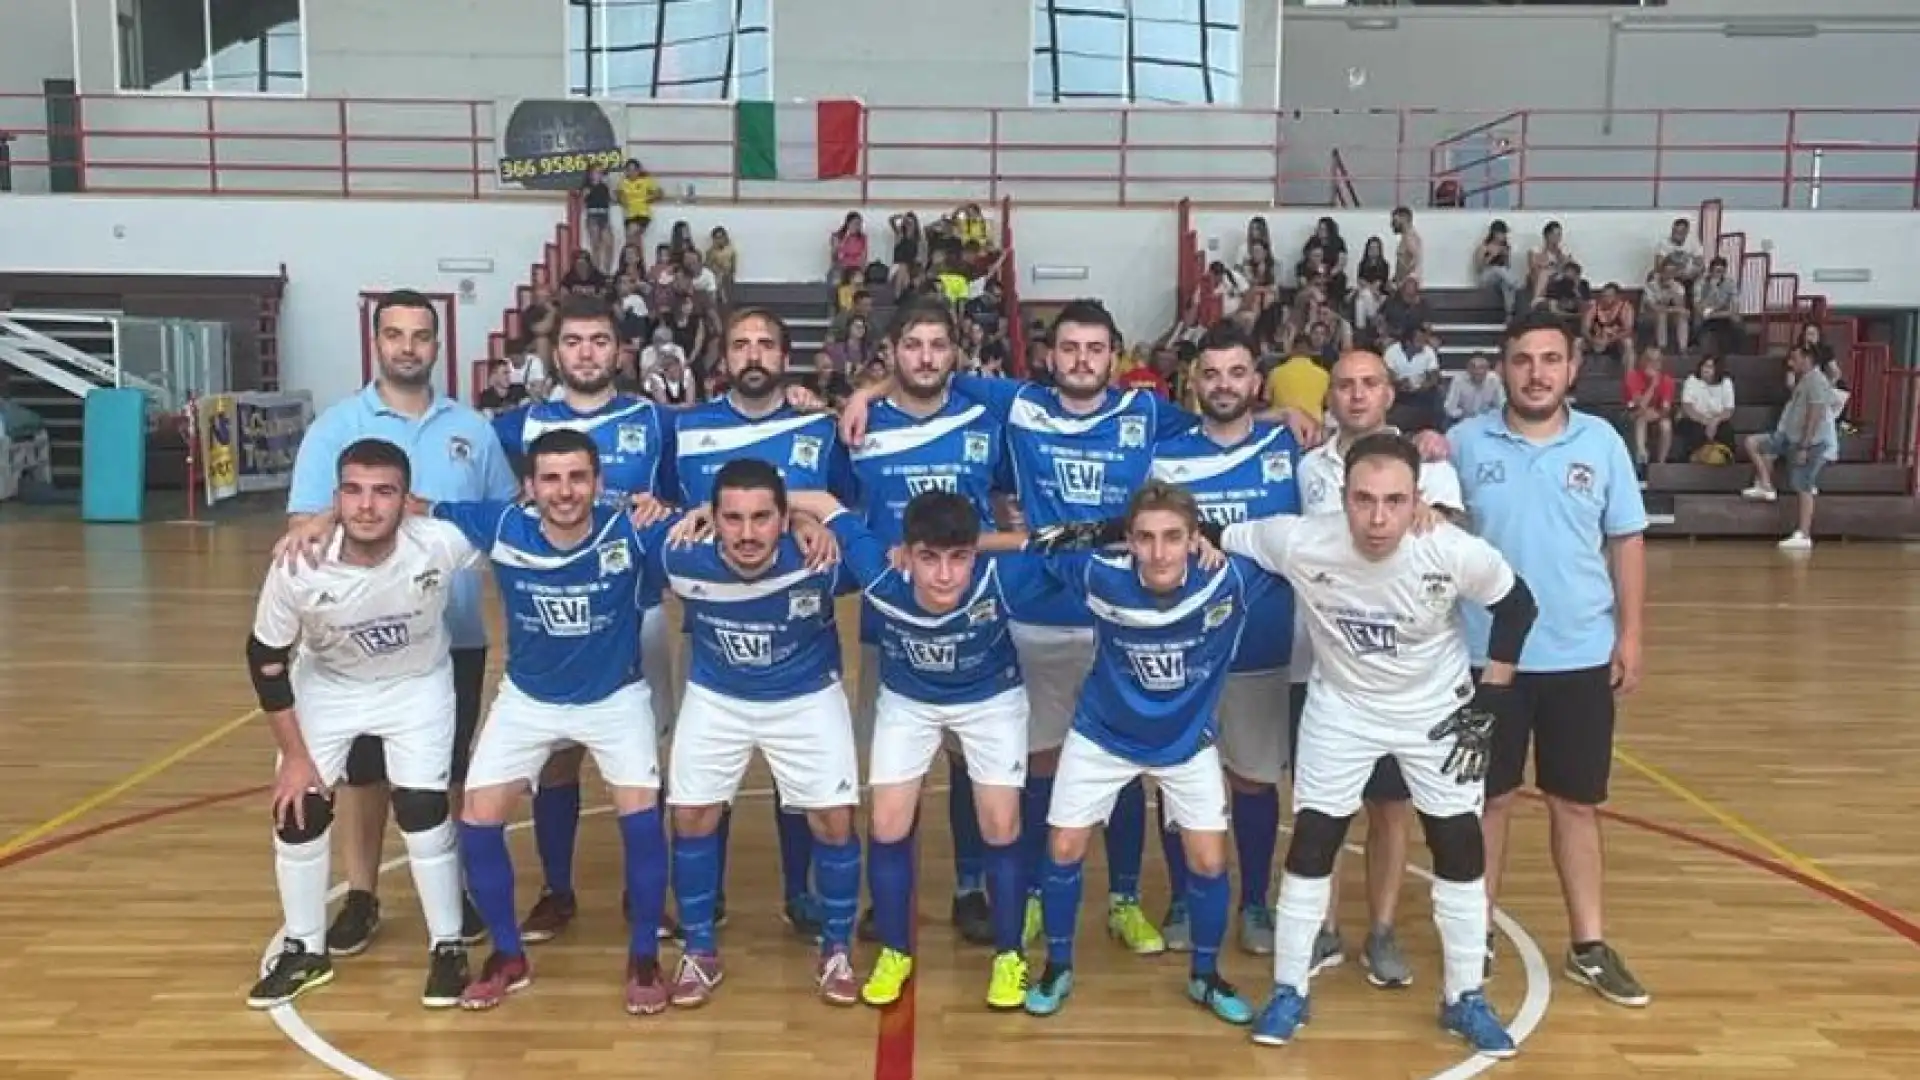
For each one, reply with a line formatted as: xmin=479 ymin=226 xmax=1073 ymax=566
xmin=116 ymin=0 xmax=307 ymax=94
xmin=567 ymin=0 xmax=771 ymax=101
xmin=1032 ymin=0 xmax=1242 ymax=106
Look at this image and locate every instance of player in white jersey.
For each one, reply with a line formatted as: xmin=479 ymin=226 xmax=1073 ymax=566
xmin=1219 ymin=433 xmax=1538 ymax=1056
xmin=246 ymin=438 xmax=477 ymax=1010
xmin=1288 ymin=349 xmax=1463 ymax=987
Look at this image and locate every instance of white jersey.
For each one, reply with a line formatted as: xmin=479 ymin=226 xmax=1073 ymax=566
xmin=1289 ymin=433 xmax=1464 ymax=678
xmin=252 ymin=517 xmax=480 ymax=684
xmin=1223 ymin=515 xmax=1514 ymax=727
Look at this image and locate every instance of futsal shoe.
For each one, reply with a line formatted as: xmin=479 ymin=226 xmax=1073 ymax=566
xmin=1237 ymin=904 xmax=1275 ymax=956
xmin=1160 ymin=900 xmax=1194 ymax=953
xmin=985 ymin=951 xmax=1028 ymax=1010
xmin=325 ymin=890 xmax=380 ymax=957
xmin=1363 ymin=928 xmax=1413 ymax=989
xmin=519 ymin=889 xmax=577 ymax=945
xmin=1565 ymin=943 xmax=1651 ymax=1008
xmin=1187 ymin=972 xmax=1254 ymax=1025
xmin=1106 ymin=898 xmax=1166 ymax=955
xmin=625 ymin=955 xmax=670 ymax=1016
xmin=247 ymin=940 xmax=334 ymax=1009
xmin=1250 ymin=985 xmax=1310 ymax=1046
xmin=1023 ymin=963 xmax=1074 ymax=1016
xmin=458 ymin=952 xmax=532 ymax=1010
xmin=1439 ymin=990 xmax=1518 ymax=1058
xmin=951 ymin=890 xmax=993 ymax=947
xmin=669 ymin=952 xmax=723 ymax=1008
xmin=1022 ymin=896 xmax=1044 ymax=946
xmin=817 ymin=947 xmax=860 ymax=1006
xmin=861 ymin=947 xmax=914 ymax=1007
xmin=421 ymin=942 xmax=470 ymax=1009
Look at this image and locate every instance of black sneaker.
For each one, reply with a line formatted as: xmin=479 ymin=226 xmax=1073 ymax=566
xmin=951 ymin=890 xmax=994 ymax=947
xmin=248 ymin=939 xmax=335 ymax=1009
xmin=461 ymin=893 xmax=489 ymax=945
xmin=422 ymin=941 xmax=470 ymax=1009
xmin=326 ymin=890 xmax=381 ymax=957
xmin=784 ymin=895 xmax=824 ymax=941
xmin=1565 ymin=942 xmax=1651 ymax=1008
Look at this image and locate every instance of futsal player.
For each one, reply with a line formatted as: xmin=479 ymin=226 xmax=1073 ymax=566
xmin=491 ymin=294 xmax=678 ymax=945
xmin=246 ymin=438 xmax=475 ymax=1010
xmin=1219 ymin=433 xmax=1537 ymax=1055
xmin=661 ymin=459 xmax=863 ymax=1008
xmin=672 ymin=308 xmax=854 ymax=939
xmin=283 ymin=289 xmax=518 ymax=955
xmin=1450 ymin=307 xmax=1651 ymax=1006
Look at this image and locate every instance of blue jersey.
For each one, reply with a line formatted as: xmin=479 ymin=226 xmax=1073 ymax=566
xmin=1150 ymin=422 xmax=1302 ymax=673
xmin=663 ymin=536 xmax=847 ymax=703
xmin=432 ymin=501 xmax=672 ymax=706
xmin=953 ymin=373 xmax=1196 ymax=627
xmin=672 ymin=397 xmax=854 ymax=506
xmin=1061 ymin=552 xmax=1278 ymax=767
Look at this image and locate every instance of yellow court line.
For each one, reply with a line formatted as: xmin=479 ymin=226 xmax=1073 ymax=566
xmin=0 ymin=708 xmax=260 ymax=859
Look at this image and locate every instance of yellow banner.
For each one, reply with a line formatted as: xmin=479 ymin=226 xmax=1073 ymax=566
xmin=198 ymin=394 xmax=240 ymax=505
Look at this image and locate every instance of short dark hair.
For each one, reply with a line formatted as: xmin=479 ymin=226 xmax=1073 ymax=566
xmin=526 ymin=428 xmax=601 ymax=476
xmin=712 ymin=457 xmax=787 ymax=514
xmin=336 ymin=438 xmax=412 ymax=489
xmin=1342 ymin=432 xmax=1422 ymax=485
xmin=902 ymin=491 xmax=981 ymax=550
xmin=1502 ymin=306 xmax=1575 ymax=355
xmin=373 ymin=289 xmax=439 ymax=337
xmin=724 ymin=307 xmax=790 ymax=353
xmin=1392 ymin=205 xmax=1412 ymax=220
xmin=554 ymin=292 xmax=616 ymax=334
xmin=1124 ymin=479 xmax=1200 ymax=534
xmin=852 ymin=289 xmax=872 ymax=305
xmin=1196 ymin=319 xmax=1256 ymax=358
xmin=889 ymin=302 xmax=958 ymax=345
xmin=1049 ymin=299 xmax=1124 ymax=351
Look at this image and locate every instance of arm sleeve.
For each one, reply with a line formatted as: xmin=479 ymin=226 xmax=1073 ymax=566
xmin=430 ymin=499 xmax=510 ymax=550
xmin=1600 ymin=433 xmax=1650 ymax=536
xmin=285 ymin=413 xmax=343 ymax=515
xmin=1219 ymin=517 xmax=1299 ymax=578
xmin=1151 ymin=396 xmax=1201 ymax=442
xmin=1483 ymin=575 xmax=1537 ymax=667
xmin=950 ymin=373 xmax=1021 ymax=423
xmin=824 ymin=510 xmax=891 ymax=588
xmin=414 ymin=517 xmax=483 ymax=573
xmin=250 ymin=564 xmax=303 ymax=649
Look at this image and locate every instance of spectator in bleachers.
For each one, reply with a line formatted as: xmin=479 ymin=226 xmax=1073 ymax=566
xmin=1206 ymin=260 xmax=1245 ymax=324
xmin=1306 ymin=216 xmax=1351 ymax=307
xmin=617 ymin=244 xmax=647 ymax=284
xmin=1244 ymin=216 xmax=1272 ymax=262
xmin=504 ymin=335 xmax=551 ymax=400
xmin=834 ymin=288 xmax=875 ymax=338
xmin=618 ymin=159 xmax=663 ymax=245
xmin=1241 ymin=239 xmax=1278 ymax=316
xmin=639 ymin=325 xmax=686 ymax=381
xmin=826 ymin=315 xmax=874 ymax=373
xmin=1384 ymin=324 xmax=1443 ymax=431
xmin=1583 ymin=283 xmax=1635 ymax=370
xmin=806 ymin=349 xmax=856 ymax=410
xmin=1623 ymin=345 xmax=1676 ymax=468
xmin=1300 ymin=318 xmax=1342 ymax=369
xmin=831 ymin=211 xmax=870 ymax=281
xmin=1354 ymin=235 xmax=1391 ymax=296
xmin=476 ymin=359 xmax=524 ymax=416
xmin=1527 ymin=220 xmax=1573 ymax=304
xmin=615 ymin=277 xmax=650 ymax=343
xmin=661 ymin=294 xmax=706 ymax=368
xmin=1641 ymin=266 xmax=1690 ymax=352
xmin=1475 ymin=220 xmax=1525 ymax=317
xmin=1541 ymin=260 xmax=1590 ymax=322
xmin=560 ymin=249 xmax=606 ymax=298
xmin=1389 ymin=206 xmax=1423 ymax=283
xmin=1742 ymin=346 xmax=1837 ymax=550
xmin=1379 ymin=276 xmax=1430 ymax=343
xmin=705 ymin=227 xmax=737 ymax=305
xmin=1795 ymin=322 xmax=1835 ymax=369
xmin=1653 ymin=217 xmax=1704 ymax=300
xmin=1263 ymin=336 xmax=1330 ymax=420
xmin=1695 ymin=257 xmax=1739 ymax=354
xmin=1677 ymin=354 xmax=1736 ymax=463
xmin=1116 ymin=342 xmax=1178 ymax=399
xmin=669 ymin=221 xmax=697 ymax=261
xmin=580 ymin=166 xmax=616 ymax=273
xmin=643 ymin=348 xmax=695 ymax=407
xmin=682 ymin=249 xmax=719 ymax=300
xmin=887 ymin=213 xmax=924 ymax=292
xmin=955 ymin=203 xmax=994 ymax=250
xmin=1443 ymin=353 xmax=1503 ymax=427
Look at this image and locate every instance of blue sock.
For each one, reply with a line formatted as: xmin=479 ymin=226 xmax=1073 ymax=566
xmin=1105 ymin=777 xmax=1147 ymax=899
xmin=714 ymin=805 xmax=732 ymax=904
xmin=1158 ymin=795 xmax=1190 ymax=903
xmin=672 ymin=830 xmax=722 ymax=955
xmin=948 ymin=758 xmax=985 ymax=893
xmin=984 ymin=838 xmax=1025 ymax=953
xmin=868 ymin=836 xmax=915 ymax=954
xmin=775 ymin=798 xmax=814 ymax=902
xmin=618 ymin=807 xmax=667 ymax=960
xmin=1021 ymin=774 xmax=1055 ymax=897
xmin=458 ymin=822 xmax=524 ymax=957
xmin=1042 ymin=855 xmax=1085 ymax=968
xmin=814 ymin=835 xmax=862 ymax=953
xmin=1232 ymin=786 xmax=1281 ymax=909
xmin=1187 ymin=870 xmax=1231 ymax=978
xmin=530 ymin=782 xmax=582 ymax=897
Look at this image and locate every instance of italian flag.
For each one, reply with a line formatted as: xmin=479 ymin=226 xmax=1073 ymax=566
xmin=735 ymin=99 xmax=864 ymax=182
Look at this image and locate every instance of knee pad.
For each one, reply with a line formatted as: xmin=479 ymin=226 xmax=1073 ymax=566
xmin=390 ymin=787 xmax=451 ymax=834
xmin=1283 ymin=808 xmax=1351 ymax=879
xmin=275 ymin=793 xmax=335 ymax=845
xmin=1419 ymin=811 xmax=1486 ymax=883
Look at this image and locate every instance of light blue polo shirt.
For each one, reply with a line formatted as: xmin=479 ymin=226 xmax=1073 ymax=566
xmin=1451 ymin=408 xmax=1646 ymax=672
xmin=287 ymin=383 xmax=518 ymax=650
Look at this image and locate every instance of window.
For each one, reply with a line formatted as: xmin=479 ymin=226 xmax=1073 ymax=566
xmin=117 ymin=0 xmax=306 ymax=94
xmin=568 ymin=0 xmax=771 ymax=101
xmin=1032 ymin=0 xmax=1241 ymax=106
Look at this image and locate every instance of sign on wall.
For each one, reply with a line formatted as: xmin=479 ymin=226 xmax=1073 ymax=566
xmin=198 ymin=391 xmax=312 ymax=507
xmin=496 ymin=100 xmax=628 ymax=191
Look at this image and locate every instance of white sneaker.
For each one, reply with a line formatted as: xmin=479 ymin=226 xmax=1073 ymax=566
xmin=1778 ymin=532 xmax=1813 ymax=551
xmin=1741 ymin=485 xmax=1778 ymax=502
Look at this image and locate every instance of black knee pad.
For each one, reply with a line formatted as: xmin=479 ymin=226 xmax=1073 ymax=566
xmin=275 ymin=793 xmax=334 ymax=845
xmin=390 ymin=787 xmax=451 ymax=834
xmin=1419 ymin=811 xmax=1486 ymax=883
xmin=1283 ymin=808 xmax=1351 ymax=879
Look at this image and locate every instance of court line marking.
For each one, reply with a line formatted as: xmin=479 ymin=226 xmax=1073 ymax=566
xmin=0 ymin=707 xmax=260 ymax=859
xmin=0 ymin=784 xmax=265 ymax=872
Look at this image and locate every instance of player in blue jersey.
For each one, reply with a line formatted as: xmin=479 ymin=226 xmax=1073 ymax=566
xmin=843 ymin=302 xmax=1010 ymax=947
xmin=490 ymin=293 xmax=680 ymax=946
xmin=671 ymin=307 xmax=854 ymax=940
xmin=1146 ymin=322 xmax=1302 ymax=959
xmin=659 ymin=459 xmax=865 ymax=1008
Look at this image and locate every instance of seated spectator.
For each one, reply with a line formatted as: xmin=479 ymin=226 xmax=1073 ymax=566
xmin=833 ymin=272 xmax=863 ymax=315
xmin=888 ymin=212 xmax=925 ymax=292
xmin=1444 ymin=353 xmax=1504 ymax=427
xmin=1622 ymin=345 xmax=1676 ymax=467
xmin=643 ymin=349 xmax=696 ymax=407
xmin=1353 ymin=235 xmax=1391 ymax=296
xmin=1390 ymin=206 xmax=1422 ymax=284
xmin=1383 ymin=325 xmax=1443 ymax=431
xmin=504 ymin=336 xmax=551 ymax=400
xmin=580 ymin=166 xmax=615 ymax=273
xmin=1542 ymin=260 xmax=1590 ymax=322
xmin=705 ymin=227 xmax=737 ymax=305
xmin=1117 ymin=343 xmax=1178 ymax=400
xmin=660 ymin=295 xmax=706 ymax=365
xmin=1641 ymin=266 xmax=1690 ymax=352
xmin=520 ymin=274 xmax=557 ymax=341
xmin=1264 ymin=338 xmax=1331 ymax=420
xmin=1528 ymin=220 xmax=1573 ymax=303
xmin=1475 ymin=220 xmax=1525 ymax=317
xmin=682 ymin=249 xmax=719 ymax=299
xmin=834 ymin=288 xmax=876 ymax=339
xmin=1205 ymin=261 xmax=1244 ymax=324
xmin=1305 ymin=216 xmax=1351 ymax=307
xmin=616 ymin=244 xmax=647 ymax=284
xmin=1300 ymin=318 xmax=1342 ymax=369
xmin=934 ymin=251 xmax=972 ymax=310
xmin=1653 ymin=217 xmax=1705 ymax=300
xmin=639 ymin=325 xmax=686 ymax=380
xmin=1743 ymin=346 xmax=1838 ymax=550
xmin=618 ymin=158 xmax=663 ymax=245
xmin=830 ymin=211 xmax=869 ymax=280
xmin=1244 ymin=215 xmax=1272 ymax=262
xmin=965 ymin=277 xmax=1005 ymax=335
xmin=1583 ymin=283 xmax=1635 ymax=369
xmin=1379 ymin=276 xmax=1430 ymax=343
xmin=614 ymin=278 xmax=651 ymax=343
xmin=646 ymin=244 xmax=679 ymax=305
xmin=857 ymin=355 xmax=889 ymax=389
xmin=1242 ymin=239 xmax=1278 ymax=316
xmin=668 ymin=221 xmax=697 ymax=261
xmin=1695 ymin=257 xmax=1740 ymax=355
xmin=807 ymin=351 xmax=855 ymax=411
xmin=826 ymin=315 xmax=874 ymax=372
xmin=1677 ymin=353 xmax=1736 ymax=463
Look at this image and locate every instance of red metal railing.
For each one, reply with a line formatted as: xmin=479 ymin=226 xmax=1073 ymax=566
xmin=998 ymin=194 xmax=1025 ymax=377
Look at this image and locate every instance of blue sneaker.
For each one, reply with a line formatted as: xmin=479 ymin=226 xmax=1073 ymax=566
xmin=1440 ymin=990 xmax=1518 ymax=1058
xmin=1024 ymin=963 xmax=1074 ymax=1016
xmin=1186 ymin=972 xmax=1253 ymax=1025
xmin=1250 ymin=984 xmax=1310 ymax=1046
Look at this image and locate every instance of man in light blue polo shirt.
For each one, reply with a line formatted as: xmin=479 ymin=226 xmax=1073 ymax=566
xmin=1449 ymin=306 xmax=1650 ymax=1010
xmin=284 ymin=289 xmax=518 ymax=956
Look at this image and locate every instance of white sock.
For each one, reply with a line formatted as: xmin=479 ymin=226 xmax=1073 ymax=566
xmin=275 ymin=832 xmax=331 ymax=954
xmin=1431 ymin=876 xmax=1489 ymax=1004
xmin=402 ymin=820 xmax=464 ymax=946
xmin=1273 ymin=872 xmax=1332 ymax=993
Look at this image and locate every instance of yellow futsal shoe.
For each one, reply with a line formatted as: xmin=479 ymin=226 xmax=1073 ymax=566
xmin=861 ymin=947 xmax=914 ymax=1007
xmin=986 ymin=950 xmax=1029 ymax=1010
xmin=1023 ymin=895 xmax=1043 ymax=946
xmin=1107 ymin=898 xmax=1167 ymax=955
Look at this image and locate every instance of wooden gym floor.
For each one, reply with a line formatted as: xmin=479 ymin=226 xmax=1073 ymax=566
xmin=2 ymin=509 xmax=1919 ymax=1079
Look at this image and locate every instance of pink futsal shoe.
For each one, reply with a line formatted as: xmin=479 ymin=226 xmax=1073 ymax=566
xmin=670 ymin=952 xmax=724 ymax=1008
xmin=459 ymin=952 xmax=532 ymax=1011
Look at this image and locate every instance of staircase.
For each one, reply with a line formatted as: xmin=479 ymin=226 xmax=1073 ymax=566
xmin=0 ymin=312 xmax=167 ymax=488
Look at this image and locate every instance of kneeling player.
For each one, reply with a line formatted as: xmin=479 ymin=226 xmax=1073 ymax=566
xmin=1219 ymin=433 xmax=1537 ymax=1056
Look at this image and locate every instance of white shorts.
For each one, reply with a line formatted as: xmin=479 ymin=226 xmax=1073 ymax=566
xmin=641 ymin=605 xmax=678 ymax=737
xmin=1217 ymin=668 xmax=1291 ymax=785
xmin=293 ymin=661 xmax=455 ymax=792
xmin=870 ymin=686 xmax=1028 ymax=789
xmin=1292 ymin=693 xmax=1482 ymax=820
xmin=1048 ymin=729 xmax=1229 ymax=832
xmin=668 ymin=682 xmax=860 ymax=810
xmin=1009 ymin=622 xmax=1096 ymax=754
xmin=466 ymin=677 xmax=661 ymax=792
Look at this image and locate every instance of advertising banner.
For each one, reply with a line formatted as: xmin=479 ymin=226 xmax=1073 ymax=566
xmin=496 ymin=99 xmax=628 ymax=190
xmin=199 ymin=391 xmax=311 ymax=506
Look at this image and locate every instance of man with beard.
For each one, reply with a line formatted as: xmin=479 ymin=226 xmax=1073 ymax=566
xmin=283 ymin=290 xmax=517 ymax=956
xmin=492 ymin=293 xmax=679 ymax=946
xmin=671 ymin=308 xmax=855 ymax=939
xmin=1146 ymin=322 xmax=1301 ymax=960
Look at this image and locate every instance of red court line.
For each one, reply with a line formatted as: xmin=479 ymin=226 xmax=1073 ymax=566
xmin=0 ymin=785 xmax=266 ymax=872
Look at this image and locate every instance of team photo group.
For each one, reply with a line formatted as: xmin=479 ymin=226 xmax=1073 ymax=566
xmin=244 ymin=284 xmax=1649 ymax=1058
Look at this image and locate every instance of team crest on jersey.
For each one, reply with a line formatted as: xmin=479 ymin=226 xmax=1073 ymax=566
xmin=1053 ymin=457 xmax=1106 ymax=506
xmin=1125 ymin=647 xmax=1187 ymax=691
xmin=1117 ymin=415 xmax=1147 ymax=448
xmin=963 ymin=431 xmax=991 ymax=463
xmin=412 ymin=569 xmax=443 ymax=594
xmin=790 ymin=435 xmax=822 ymax=471
xmin=1202 ymin=596 xmax=1235 ymax=630
xmin=1306 ymin=478 xmax=1329 ymax=508
xmin=617 ymin=424 xmax=648 ymax=453
xmin=1565 ymin=462 xmax=1595 ymax=496
xmin=788 ymin=588 xmax=822 ymax=620
xmin=350 ymin=621 xmax=411 ymax=655
xmin=1476 ymin=461 xmax=1507 ymax=485
xmin=1261 ymin=452 xmax=1294 ymax=484
xmin=1420 ymin=572 xmax=1456 ymax=611
xmin=597 ymin=539 xmax=632 ymax=576
xmin=967 ymin=598 xmax=998 ymax=625
xmin=1336 ymin=617 xmax=1399 ymax=656
xmin=448 ymin=436 xmax=472 ymax=463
